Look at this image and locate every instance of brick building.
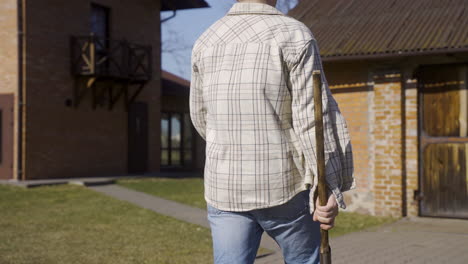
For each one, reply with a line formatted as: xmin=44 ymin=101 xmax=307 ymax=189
xmin=0 ymin=0 xmax=208 ymax=181
xmin=289 ymin=0 xmax=468 ymax=218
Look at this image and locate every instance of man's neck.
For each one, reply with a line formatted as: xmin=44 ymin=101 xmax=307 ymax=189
xmin=237 ymin=0 xmax=276 ymax=7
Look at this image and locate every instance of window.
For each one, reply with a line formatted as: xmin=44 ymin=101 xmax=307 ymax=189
xmin=170 ymin=114 xmax=182 ymax=165
xmin=90 ymin=3 xmax=110 ymax=65
xmin=161 ymin=113 xmax=169 ymax=166
xmin=91 ymin=4 xmax=109 ymax=40
xmin=90 ymin=3 xmax=110 ymax=105
xmin=183 ymin=113 xmax=193 ymax=166
xmin=161 ymin=112 xmax=194 ymax=168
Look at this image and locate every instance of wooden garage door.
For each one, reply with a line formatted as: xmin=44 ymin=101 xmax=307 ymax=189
xmin=418 ymin=64 xmax=468 ymax=219
xmin=0 ymin=94 xmax=14 ymax=180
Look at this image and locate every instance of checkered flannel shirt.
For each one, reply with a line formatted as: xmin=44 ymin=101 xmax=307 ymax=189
xmin=189 ymin=2 xmax=356 ymax=214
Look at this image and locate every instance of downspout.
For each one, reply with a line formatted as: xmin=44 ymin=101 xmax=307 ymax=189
xmin=17 ymin=0 xmax=25 ymax=180
xmin=400 ymin=69 xmax=407 ymax=217
xmin=161 ymin=2 xmax=177 ymax=23
xmin=161 ymin=8 xmax=176 ymax=23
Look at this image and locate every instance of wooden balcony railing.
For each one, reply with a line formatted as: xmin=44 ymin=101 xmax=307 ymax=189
xmin=71 ymin=35 xmax=152 ymax=82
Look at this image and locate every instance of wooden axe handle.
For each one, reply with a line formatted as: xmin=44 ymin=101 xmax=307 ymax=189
xmin=312 ymin=70 xmax=332 ymax=263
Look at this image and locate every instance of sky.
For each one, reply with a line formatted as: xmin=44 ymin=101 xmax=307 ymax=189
xmin=160 ymin=0 xmax=299 ymax=81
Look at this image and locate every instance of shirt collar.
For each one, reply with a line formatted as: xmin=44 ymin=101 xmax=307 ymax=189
xmin=226 ymin=2 xmax=285 ymax=16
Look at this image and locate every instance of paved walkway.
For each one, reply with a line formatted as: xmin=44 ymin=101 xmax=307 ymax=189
xmin=331 ymin=217 xmax=468 ymax=264
xmin=0 ymin=172 xmax=202 ymax=188
xmin=89 ymin=184 xmax=468 ymax=264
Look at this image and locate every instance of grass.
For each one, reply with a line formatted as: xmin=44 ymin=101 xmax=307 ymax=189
xmin=118 ymin=177 xmax=397 ymax=237
xmin=0 ymin=184 xmax=214 ymax=264
xmin=117 ymin=177 xmax=274 ymax=256
xmin=0 ymin=178 xmax=395 ymax=263
xmin=331 ymin=211 xmax=395 ymax=237
xmin=118 ymin=178 xmax=206 ymax=209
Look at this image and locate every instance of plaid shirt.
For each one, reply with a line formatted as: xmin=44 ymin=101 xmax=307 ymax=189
xmin=190 ymin=2 xmax=356 ymax=213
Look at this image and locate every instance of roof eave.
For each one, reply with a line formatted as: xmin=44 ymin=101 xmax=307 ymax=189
xmin=322 ymin=47 xmax=468 ymax=62
xmin=161 ymin=0 xmax=210 ymax=11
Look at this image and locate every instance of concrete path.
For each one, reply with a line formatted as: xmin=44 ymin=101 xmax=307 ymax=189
xmin=89 ymin=184 xmax=468 ymax=264
xmin=0 ymin=172 xmax=202 ymax=188
xmin=330 ymin=217 xmax=468 ymax=264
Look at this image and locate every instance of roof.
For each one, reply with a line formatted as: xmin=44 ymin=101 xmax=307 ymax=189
xmin=161 ymin=70 xmax=190 ymax=97
xmin=161 ymin=0 xmax=209 ymax=11
xmin=287 ymin=0 xmax=468 ymax=60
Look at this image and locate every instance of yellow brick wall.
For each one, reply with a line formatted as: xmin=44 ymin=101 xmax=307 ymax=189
xmin=0 ymin=0 xmax=18 ymax=94
xmin=0 ymin=0 xmax=19 ymax=180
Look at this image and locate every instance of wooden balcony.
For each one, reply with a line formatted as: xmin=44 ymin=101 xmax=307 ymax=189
xmin=70 ymin=35 xmax=152 ymax=110
xmin=71 ymin=35 xmax=152 ymax=81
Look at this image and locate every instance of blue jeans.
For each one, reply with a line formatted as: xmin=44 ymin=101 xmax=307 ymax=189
xmin=207 ymin=190 xmax=321 ymax=264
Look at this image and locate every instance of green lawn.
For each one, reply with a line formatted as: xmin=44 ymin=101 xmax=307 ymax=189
xmin=0 ymin=178 xmax=395 ymax=263
xmin=0 ymin=184 xmax=214 ymax=264
xmin=118 ymin=177 xmax=397 ymax=237
xmin=118 ymin=177 xmax=206 ymax=209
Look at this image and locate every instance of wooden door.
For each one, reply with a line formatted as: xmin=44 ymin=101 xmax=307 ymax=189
xmin=128 ymin=101 xmax=148 ymax=174
xmin=0 ymin=94 xmax=14 ymax=180
xmin=418 ymin=64 xmax=468 ymax=218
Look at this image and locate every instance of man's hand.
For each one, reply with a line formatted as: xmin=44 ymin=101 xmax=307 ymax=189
xmin=312 ymin=193 xmax=339 ymax=230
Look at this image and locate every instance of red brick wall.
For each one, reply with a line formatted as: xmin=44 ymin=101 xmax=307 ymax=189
xmin=371 ymin=72 xmax=419 ymax=218
xmin=23 ymin=0 xmax=161 ymax=179
xmin=372 ymin=73 xmax=403 ymax=217
xmin=325 ymin=61 xmax=375 ymax=214
xmin=404 ymin=77 xmax=419 ymax=217
xmin=324 ymin=62 xmax=420 ymax=217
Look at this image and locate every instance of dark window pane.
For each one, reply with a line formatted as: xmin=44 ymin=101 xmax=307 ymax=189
xmin=183 ymin=113 xmax=192 ymax=149
xmin=90 ymin=3 xmax=110 ymax=77
xmin=171 ymin=114 xmax=181 ymax=148
xmin=171 ymin=150 xmax=181 ymax=166
xmin=161 ymin=114 xmax=169 ymax=149
xmin=161 ymin=150 xmax=169 ymax=166
xmin=91 ymin=4 xmax=109 ymax=39
xmin=91 ymin=3 xmax=109 ymax=58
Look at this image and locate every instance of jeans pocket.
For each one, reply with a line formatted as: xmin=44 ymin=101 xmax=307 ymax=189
xmin=262 ymin=191 xmax=309 ymax=220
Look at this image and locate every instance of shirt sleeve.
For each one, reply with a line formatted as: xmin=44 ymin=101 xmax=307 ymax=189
xmin=288 ymin=39 xmax=356 ymax=206
xmin=189 ymin=50 xmax=207 ymax=141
